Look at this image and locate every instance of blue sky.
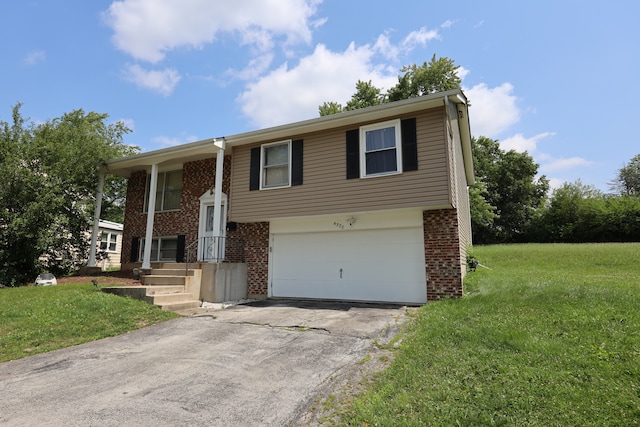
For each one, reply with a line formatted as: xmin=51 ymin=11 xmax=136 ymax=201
xmin=2 ymin=0 xmax=639 ymax=191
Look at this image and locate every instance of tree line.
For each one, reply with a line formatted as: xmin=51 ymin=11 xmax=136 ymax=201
xmin=0 ymin=105 xmax=136 ymax=286
xmin=319 ymin=56 xmax=640 ymax=245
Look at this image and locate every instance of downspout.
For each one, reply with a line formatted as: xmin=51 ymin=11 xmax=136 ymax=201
xmin=444 ymin=95 xmax=456 ymax=208
xmin=142 ymin=164 xmax=159 ymax=271
xmin=212 ymin=138 xmax=226 ymax=261
xmin=87 ymin=171 xmax=105 ymax=267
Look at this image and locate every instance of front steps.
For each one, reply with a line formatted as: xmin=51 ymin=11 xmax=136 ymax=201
xmin=103 ymin=263 xmax=202 ymax=313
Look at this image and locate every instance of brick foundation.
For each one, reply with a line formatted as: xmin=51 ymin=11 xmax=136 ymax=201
xmin=226 ymin=222 xmax=269 ymax=297
xmin=423 ymin=209 xmax=464 ymax=300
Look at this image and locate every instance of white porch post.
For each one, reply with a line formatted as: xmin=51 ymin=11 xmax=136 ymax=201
xmin=212 ymin=138 xmax=225 ymax=260
xmin=87 ymin=171 xmax=105 ymax=267
xmin=142 ymin=164 xmax=159 ymax=270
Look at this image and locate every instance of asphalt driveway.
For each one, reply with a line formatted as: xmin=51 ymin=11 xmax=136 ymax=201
xmin=0 ymin=300 xmax=411 ymax=426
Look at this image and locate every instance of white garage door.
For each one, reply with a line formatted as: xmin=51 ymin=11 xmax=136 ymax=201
xmin=271 ymin=228 xmax=427 ymax=304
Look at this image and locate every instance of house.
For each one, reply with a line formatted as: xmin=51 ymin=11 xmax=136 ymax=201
xmin=81 ymin=220 xmax=123 ymax=274
xmin=93 ymin=89 xmax=473 ymax=306
xmin=95 ymin=220 xmax=123 ymax=270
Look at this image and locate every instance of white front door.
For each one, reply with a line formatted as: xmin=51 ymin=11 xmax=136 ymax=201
xmin=198 ymin=191 xmax=227 ymax=261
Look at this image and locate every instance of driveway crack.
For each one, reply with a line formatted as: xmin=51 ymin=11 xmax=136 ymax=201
xmin=226 ymin=321 xmax=331 ymax=333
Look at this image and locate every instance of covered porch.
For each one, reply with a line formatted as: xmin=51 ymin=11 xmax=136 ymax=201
xmin=86 ymin=137 xmax=248 ymax=307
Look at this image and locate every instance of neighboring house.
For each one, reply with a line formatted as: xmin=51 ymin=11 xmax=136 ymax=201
xmin=98 ymin=89 xmax=473 ymax=304
xmin=96 ymin=220 xmax=123 ymax=271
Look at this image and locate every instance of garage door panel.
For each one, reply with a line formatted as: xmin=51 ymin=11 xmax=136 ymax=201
xmin=271 ymin=228 xmax=426 ymax=304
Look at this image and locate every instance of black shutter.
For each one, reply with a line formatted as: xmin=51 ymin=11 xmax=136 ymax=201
xmin=291 ymin=139 xmax=303 ymax=186
xmin=130 ymin=237 xmax=139 ymax=263
xmin=249 ymin=147 xmax=260 ymax=190
xmin=401 ymin=118 xmax=418 ymax=172
xmin=176 ymin=235 xmax=186 ymax=263
xmin=346 ymin=129 xmax=360 ymax=179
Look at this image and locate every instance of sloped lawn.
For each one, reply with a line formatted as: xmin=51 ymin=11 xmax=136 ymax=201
xmin=0 ymin=283 xmax=177 ymax=362
xmin=339 ymin=243 xmax=640 ymax=426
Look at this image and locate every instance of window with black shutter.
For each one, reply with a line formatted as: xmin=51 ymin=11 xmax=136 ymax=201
xmin=346 ymin=117 xmax=418 ymax=179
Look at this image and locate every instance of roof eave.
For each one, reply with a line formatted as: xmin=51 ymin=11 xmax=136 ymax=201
xmin=106 ymin=89 xmax=469 ymax=178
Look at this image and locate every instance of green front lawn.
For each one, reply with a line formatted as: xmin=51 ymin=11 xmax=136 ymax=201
xmin=339 ymin=243 xmax=640 ymax=426
xmin=0 ymin=284 xmax=178 ymax=362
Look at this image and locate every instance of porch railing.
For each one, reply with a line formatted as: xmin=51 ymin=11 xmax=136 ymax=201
xmin=184 ymin=236 xmax=246 ymax=273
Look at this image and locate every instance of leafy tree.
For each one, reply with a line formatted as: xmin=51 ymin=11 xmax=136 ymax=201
xmin=319 ymin=54 xmax=461 ymax=115
xmin=529 ymin=181 xmax=602 ymax=242
xmin=345 ymin=80 xmax=384 ymax=111
xmin=387 ymin=54 xmax=461 ymax=102
xmin=318 ymin=101 xmax=343 ymax=117
xmin=468 ymin=179 xmax=498 ymax=229
xmin=0 ymin=104 xmax=136 ymax=285
xmin=471 ymin=136 xmax=549 ymax=243
xmin=610 ymin=153 xmax=640 ymax=196
xmin=530 ymin=181 xmax=640 ymax=243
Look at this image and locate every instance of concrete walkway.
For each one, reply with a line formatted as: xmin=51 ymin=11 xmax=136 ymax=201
xmin=0 ymin=300 xmax=411 ymax=426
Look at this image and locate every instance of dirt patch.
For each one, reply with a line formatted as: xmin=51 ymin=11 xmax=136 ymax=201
xmin=57 ymin=271 xmax=141 ymax=287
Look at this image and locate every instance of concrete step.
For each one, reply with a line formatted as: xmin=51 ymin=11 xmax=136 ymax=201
xmin=157 ymin=299 xmax=201 ymax=312
xmin=144 ymin=285 xmax=185 ymax=295
xmin=154 ymin=262 xmax=202 ymax=270
xmin=150 ymin=292 xmax=197 ymax=305
xmin=142 ymin=275 xmax=186 ymax=286
xmin=150 ymin=268 xmax=195 ymax=277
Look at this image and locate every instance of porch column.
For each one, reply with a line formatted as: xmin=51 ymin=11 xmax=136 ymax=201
xmin=212 ymin=138 xmax=225 ymax=260
xmin=142 ymin=164 xmax=159 ymax=270
xmin=87 ymin=171 xmax=105 ymax=267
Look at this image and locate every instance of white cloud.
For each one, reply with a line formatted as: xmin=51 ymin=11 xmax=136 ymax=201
xmin=24 ymin=50 xmax=46 ymax=65
xmin=500 ymin=132 xmax=555 ymax=153
xmin=237 ymin=42 xmax=399 ymax=128
xmin=374 ymin=25 xmax=443 ymax=61
xmin=456 ymin=66 xmax=470 ymax=81
xmin=540 ymin=157 xmax=594 ymax=173
xmin=104 ymin=0 xmax=321 ymax=63
xmin=400 ymin=27 xmax=440 ymax=52
xmin=123 ymin=64 xmax=181 ymax=96
xmin=236 ymin=25 xmax=447 ymax=128
xmin=229 ymin=53 xmax=274 ymax=81
xmin=464 ymin=82 xmax=519 ymax=137
xmin=152 ymin=133 xmax=199 ymax=147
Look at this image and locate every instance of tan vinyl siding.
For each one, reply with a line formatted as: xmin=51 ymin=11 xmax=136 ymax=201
xmin=230 ymin=107 xmax=451 ymax=222
xmin=454 ymin=132 xmax=472 ymax=249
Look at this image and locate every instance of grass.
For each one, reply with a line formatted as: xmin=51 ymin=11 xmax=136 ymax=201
xmin=338 ymin=243 xmax=640 ymax=426
xmin=0 ymin=283 xmax=178 ymax=362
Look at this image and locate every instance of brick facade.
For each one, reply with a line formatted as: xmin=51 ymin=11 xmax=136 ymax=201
xmin=423 ymin=209 xmax=464 ymax=300
xmin=121 ymin=156 xmax=231 ymax=263
xmin=119 ymin=155 xmax=270 ymax=298
xmin=227 ymin=222 xmax=269 ymax=297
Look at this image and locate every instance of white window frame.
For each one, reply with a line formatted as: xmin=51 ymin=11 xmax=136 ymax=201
xmin=359 ymin=119 xmax=403 ymax=178
xmin=139 ymin=236 xmax=178 ymax=262
xmin=99 ymin=231 xmax=118 ymax=253
xmin=143 ymin=170 xmax=183 ymax=212
xmin=260 ymin=140 xmax=292 ymax=190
